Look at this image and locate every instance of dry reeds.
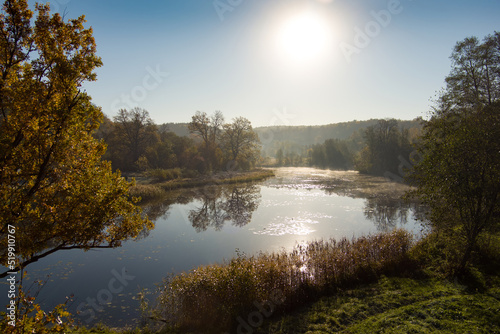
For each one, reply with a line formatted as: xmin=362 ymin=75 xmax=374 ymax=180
xmin=128 ymin=184 xmax=166 ymax=202
xmin=148 ymin=229 xmax=413 ymax=332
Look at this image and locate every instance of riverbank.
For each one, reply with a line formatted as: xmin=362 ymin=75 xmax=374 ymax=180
xmin=68 ymin=232 xmax=500 ymax=334
xmin=69 ymin=271 xmax=500 ymax=334
xmin=129 ymin=168 xmax=275 ymax=202
xmin=72 ymin=274 xmax=500 ymax=333
xmin=7 ymin=167 xmax=497 ymax=333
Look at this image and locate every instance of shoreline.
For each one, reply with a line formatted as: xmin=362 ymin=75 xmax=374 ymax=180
xmin=129 ymin=168 xmax=275 ymax=202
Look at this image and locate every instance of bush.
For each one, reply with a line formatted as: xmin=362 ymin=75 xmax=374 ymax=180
xmin=0 ymin=275 xmax=74 ymax=334
xmin=409 ymin=232 xmax=461 ymax=277
xmin=410 ymin=231 xmax=500 ymax=278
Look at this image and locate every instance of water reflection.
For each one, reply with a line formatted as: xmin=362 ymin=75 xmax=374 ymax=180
xmin=306 ymin=174 xmax=426 ymax=232
xmin=189 ymin=184 xmax=261 ymax=232
xmin=140 ymin=178 xmax=425 ymax=237
xmin=364 ymin=197 xmax=409 ymax=232
xmin=140 ymin=190 xmax=197 ymax=221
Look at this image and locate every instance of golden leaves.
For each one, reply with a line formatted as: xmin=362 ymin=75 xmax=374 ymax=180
xmin=0 ymin=0 xmax=151 ymax=268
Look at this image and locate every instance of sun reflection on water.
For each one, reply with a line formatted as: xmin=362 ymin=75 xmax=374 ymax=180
xmin=254 ymin=216 xmax=319 ymax=236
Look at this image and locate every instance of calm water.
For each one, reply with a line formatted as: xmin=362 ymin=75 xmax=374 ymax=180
xmin=1 ymin=168 xmax=426 ymax=327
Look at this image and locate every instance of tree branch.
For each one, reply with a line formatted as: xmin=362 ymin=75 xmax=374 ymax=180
xmin=0 ymin=244 xmax=115 ymax=279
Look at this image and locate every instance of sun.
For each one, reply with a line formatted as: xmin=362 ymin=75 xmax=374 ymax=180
xmin=275 ymin=11 xmax=331 ymax=65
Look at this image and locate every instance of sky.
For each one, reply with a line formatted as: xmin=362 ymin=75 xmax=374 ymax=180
xmin=29 ymin=0 xmax=500 ymax=127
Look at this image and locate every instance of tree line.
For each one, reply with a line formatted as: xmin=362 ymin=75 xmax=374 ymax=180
xmin=268 ymin=118 xmax=421 ymax=177
xmin=94 ymin=108 xmax=261 ymax=176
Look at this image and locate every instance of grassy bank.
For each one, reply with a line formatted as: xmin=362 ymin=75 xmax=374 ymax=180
xmin=253 ymin=274 xmax=500 ymax=333
xmin=68 ymin=275 xmax=500 ymax=334
xmin=129 ymin=169 xmax=275 ymax=202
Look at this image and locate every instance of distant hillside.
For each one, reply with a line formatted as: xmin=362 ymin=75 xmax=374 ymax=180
xmin=160 ymin=118 xmax=423 ymax=157
xmin=160 ymin=123 xmax=190 ymax=137
xmin=255 ymin=118 xmax=422 ymax=157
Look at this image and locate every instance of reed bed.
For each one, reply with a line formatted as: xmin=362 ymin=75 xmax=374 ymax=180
xmin=156 ymin=169 xmax=275 ymax=190
xmin=128 ymin=184 xmax=167 ymax=202
xmin=129 ymin=170 xmax=273 ymax=203
xmin=147 ymin=229 xmax=413 ymax=332
xmin=147 ymin=168 xmax=183 ymax=182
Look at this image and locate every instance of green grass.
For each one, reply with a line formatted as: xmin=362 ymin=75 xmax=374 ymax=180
xmin=254 ymin=275 xmax=500 ymax=333
xmin=136 ymin=231 xmax=499 ymax=334
xmin=66 ymin=273 xmax=500 ymax=334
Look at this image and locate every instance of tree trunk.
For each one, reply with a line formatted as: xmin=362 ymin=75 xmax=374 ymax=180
xmin=457 ymin=237 xmax=476 ymax=274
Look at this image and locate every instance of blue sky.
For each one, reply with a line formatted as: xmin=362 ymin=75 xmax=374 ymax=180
xmin=32 ymin=0 xmax=500 ymax=127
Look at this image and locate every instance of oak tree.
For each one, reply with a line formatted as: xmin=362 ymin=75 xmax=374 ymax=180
xmin=0 ymin=0 xmax=152 ymax=277
xmin=109 ymin=107 xmax=159 ymax=171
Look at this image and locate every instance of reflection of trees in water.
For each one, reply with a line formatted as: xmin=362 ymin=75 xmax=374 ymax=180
xmin=364 ymin=197 xmax=427 ymax=232
xmin=138 ymin=184 xmax=261 ymax=233
xmin=140 ymin=175 xmax=429 ymax=235
xmin=189 ymin=186 xmax=228 ymax=232
xmin=223 ymin=186 xmax=260 ymax=227
xmin=189 ymin=184 xmax=261 ymax=232
xmin=364 ymin=197 xmax=408 ymax=232
xmin=316 ymin=176 xmax=428 ymax=233
xmin=140 ymin=189 xmax=198 ymax=222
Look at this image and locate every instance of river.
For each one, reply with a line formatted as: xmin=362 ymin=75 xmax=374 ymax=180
xmin=1 ymin=168 xmax=427 ymax=328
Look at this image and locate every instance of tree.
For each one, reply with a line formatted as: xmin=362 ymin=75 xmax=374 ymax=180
xmin=0 ymin=0 xmax=152 ymax=277
xmin=355 ymin=119 xmax=412 ymax=176
xmin=220 ymin=117 xmax=260 ymax=170
xmin=439 ymin=33 xmax=500 ymax=110
xmin=276 ymin=148 xmax=284 ymax=166
xmin=110 ymin=107 xmax=158 ymax=171
xmin=188 ymin=111 xmax=224 ymax=171
xmin=144 ymin=129 xmax=177 ymax=170
xmin=309 ymin=139 xmax=351 ymax=170
xmin=409 ymin=33 xmax=500 ymax=272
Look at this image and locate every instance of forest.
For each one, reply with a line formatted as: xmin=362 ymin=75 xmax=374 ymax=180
xmin=94 ymin=104 xmax=423 ymax=184
xmin=260 ymin=117 xmax=422 ymax=178
xmin=107 ymin=116 xmax=422 ymax=179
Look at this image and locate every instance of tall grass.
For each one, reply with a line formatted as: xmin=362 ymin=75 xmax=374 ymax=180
xmin=131 ymin=169 xmax=275 ymax=201
xmin=147 ymin=168 xmax=183 ymax=182
xmin=146 ymin=229 xmax=414 ymax=332
xmin=128 ymin=184 xmax=167 ymax=202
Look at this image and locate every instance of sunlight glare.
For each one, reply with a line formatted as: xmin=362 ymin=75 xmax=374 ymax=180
xmin=275 ymin=10 xmax=332 ymax=65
